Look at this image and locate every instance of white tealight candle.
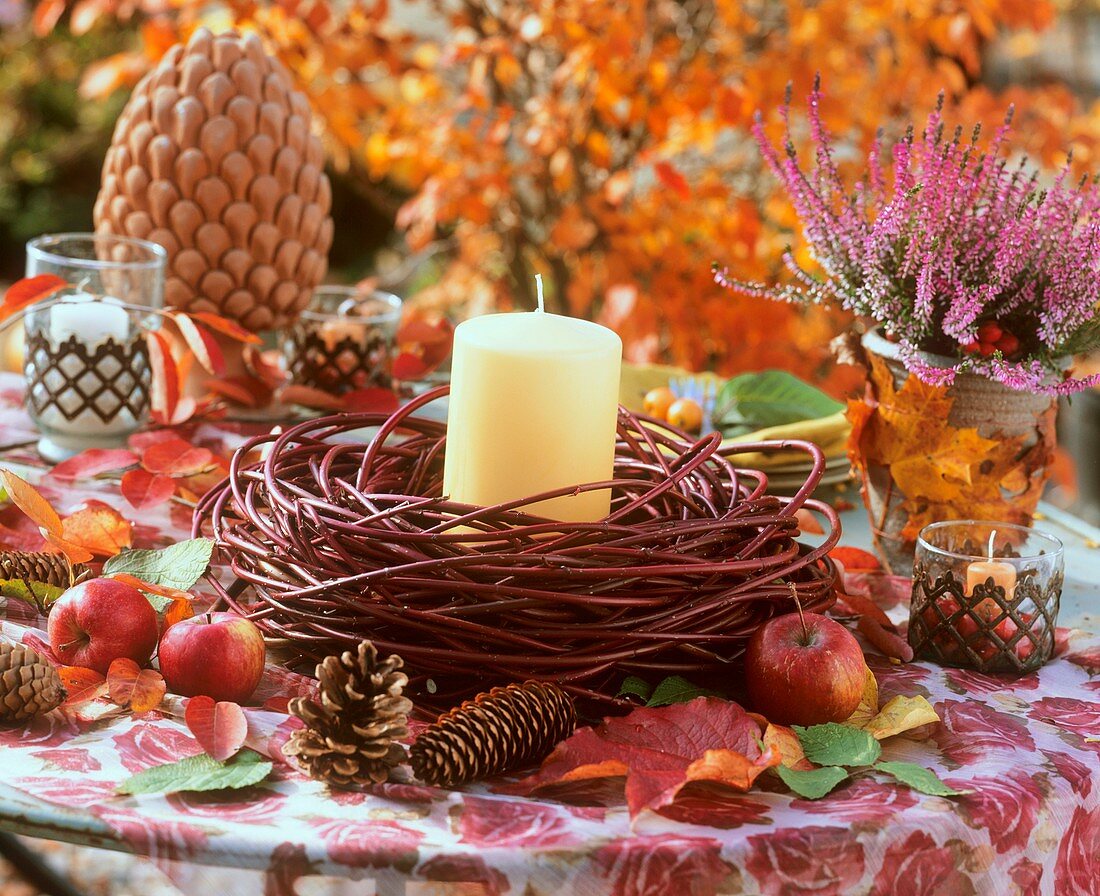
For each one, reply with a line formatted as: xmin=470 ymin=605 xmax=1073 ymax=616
xmin=48 ymin=294 xmax=130 ymax=349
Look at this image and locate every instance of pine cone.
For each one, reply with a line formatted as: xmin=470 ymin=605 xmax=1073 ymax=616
xmin=410 ymin=681 xmax=575 ymax=787
xmin=0 ymin=551 xmax=89 ymax=590
xmin=0 ymin=642 xmax=64 ymax=723
xmin=94 ymin=28 xmax=333 ymax=332
xmin=283 ymin=640 xmax=411 ymax=787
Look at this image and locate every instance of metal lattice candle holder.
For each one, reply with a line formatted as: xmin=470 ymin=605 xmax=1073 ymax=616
xmin=194 ymin=387 xmax=841 ymax=712
xmin=909 ymin=521 xmax=1063 ymax=674
xmin=284 ymin=286 xmax=402 ymax=394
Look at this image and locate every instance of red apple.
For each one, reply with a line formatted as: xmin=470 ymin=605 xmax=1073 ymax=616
xmin=744 ymin=611 xmax=866 ymax=726
xmin=158 ymin=613 xmax=266 ymax=703
xmin=48 ymin=578 xmax=159 ymax=674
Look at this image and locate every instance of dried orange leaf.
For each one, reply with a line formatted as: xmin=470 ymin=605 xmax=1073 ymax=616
xmin=0 ymin=468 xmax=63 ymax=537
xmin=107 ymin=657 xmax=166 ymax=714
xmin=1 ymin=274 xmax=67 ymax=321
xmin=863 ymin=695 xmax=939 ymax=741
xmin=58 ymin=666 xmax=108 ymax=707
xmin=59 ymin=503 xmax=132 ymax=558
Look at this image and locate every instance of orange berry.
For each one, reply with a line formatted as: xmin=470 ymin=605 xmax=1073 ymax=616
xmin=643 ymin=386 xmax=676 ymax=420
xmin=667 ymin=397 xmax=704 ymax=432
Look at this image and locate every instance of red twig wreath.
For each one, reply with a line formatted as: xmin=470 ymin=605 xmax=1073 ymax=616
xmin=194 ymin=387 xmax=840 ymax=710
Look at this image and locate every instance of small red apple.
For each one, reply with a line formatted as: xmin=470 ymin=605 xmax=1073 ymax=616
xmin=158 ymin=613 xmax=266 ymax=703
xmin=48 ymin=578 xmax=159 ymax=674
xmin=744 ymin=610 xmax=866 ymax=726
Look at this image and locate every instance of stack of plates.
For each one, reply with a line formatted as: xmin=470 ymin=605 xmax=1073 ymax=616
xmin=755 ymin=452 xmax=852 ymax=494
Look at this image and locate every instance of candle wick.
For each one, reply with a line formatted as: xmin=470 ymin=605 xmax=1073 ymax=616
xmin=988 ymin=530 xmax=996 ymax=560
xmin=535 ymin=273 xmax=545 ymax=314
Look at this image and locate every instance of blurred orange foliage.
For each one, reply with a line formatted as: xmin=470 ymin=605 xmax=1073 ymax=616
xmin=36 ymin=0 xmax=1100 ymax=392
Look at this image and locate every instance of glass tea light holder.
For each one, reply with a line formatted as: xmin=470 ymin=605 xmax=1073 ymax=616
xmin=909 ymin=520 xmax=1064 ymax=674
xmin=23 ymin=234 xmax=166 ymax=462
xmin=284 ymin=285 xmax=403 ymax=394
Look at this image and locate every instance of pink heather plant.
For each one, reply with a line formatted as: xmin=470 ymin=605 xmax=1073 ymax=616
xmin=715 ymin=81 xmax=1100 ymax=395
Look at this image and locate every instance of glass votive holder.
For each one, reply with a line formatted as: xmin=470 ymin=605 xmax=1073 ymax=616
xmin=23 ymin=234 xmax=166 ymax=462
xmin=909 ymin=520 xmax=1064 ymax=674
xmin=27 ymin=233 xmax=166 ymax=310
xmin=284 ymin=286 xmax=403 ymax=394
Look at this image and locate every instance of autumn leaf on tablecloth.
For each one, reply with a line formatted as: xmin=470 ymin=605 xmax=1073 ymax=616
xmin=0 ymin=468 xmax=93 ymax=563
xmin=50 ymin=449 xmax=138 ymax=483
xmin=140 ymin=437 xmax=215 ymax=478
xmin=107 ymin=658 xmax=166 ymax=714
xmin=279 ymin=385 xmax=345 ymax=411
xmin=146 ymin=330 xmax=182 ymax=426
xmin=185 ymin=695 xmax=248 ymax=762
xmin=280 ymin=384 xmax=400 ymax=415
xmin=120 ymin=469 xmax=176 ymax=510
xmin=58 ymin=666 xmax=108 ymax=707
xmin=843 ymin=666 xmax=880 ymax=728
xmin=504 ymin=697 xmax=779 ymax=819
xmin=861 ymin=695 xmax=939 ymax=740
xmin=835 ymin=588 xmax=913 ymax=662
xmin=60 ymin=503 xmax=132 ymax=558
xmin=0 ymin=274 xmax=67 ymax=321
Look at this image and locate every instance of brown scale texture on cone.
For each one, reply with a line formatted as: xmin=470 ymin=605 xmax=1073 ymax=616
xmin=283 ymin=640 xmax=412 ymax=788
xmin=93 ymin=27 xmax=333 ymax=332
xmin=410 ymin=681 xmax=576 ymax=787
xmin=0 ymin=642 xmax=64 ymax=723
xmin=0 ymin=551 xmax=89 ymax=589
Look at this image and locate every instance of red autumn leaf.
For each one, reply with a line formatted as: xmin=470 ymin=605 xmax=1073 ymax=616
xmin=243 ymin=345 xmax=286 ymax=389
xmin=50 ymin=448 xmax=138 ymax=483
xmin=190 ymin=312 xmax=263 ymax=345
xmin=120 ymin=468 xmax=176 ymax=510
xmin=858 ymin=616 xmax=915 ymax=663
xmin=393 ymin=315 xmax=454 ymax=380
xmin=59 ymin=503 xmax=132 ymax=558
xmin=106 ymin=658 xmax=166 ymax=713
xmin=830 ymin=546 xmax=882 ymax=572
xmin=279 ymin=384 xmax=345 ymax=411
xmin=171 ymin=313 xmax=226 ymax=376
xmin=343 ymin=387 xmax=400 ymax=415
xmin=140 ymin=437 xmax=215 ymax=477
xmin=0 ymin=469 xmax=63 ymax=538
xmin=655 ymin=161 xmax=691 ymax=199
xmin=58 ymin=666 xmax=108 ymax=707
xmin=504 ymin=698 xmax=779 ymax=818
xmin=393 ymin=351 xmax=430 ymax=380
xmin=185 ymin=695 xmax=248 ymax=761
xmin=146 ymin=330 xmax=180 ymax=425
xmin=1 ymin=274 xmax=67 ymax=321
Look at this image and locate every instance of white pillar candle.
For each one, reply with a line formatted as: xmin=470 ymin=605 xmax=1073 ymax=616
xmin=48 ymin=294 xmax=130 ymax=349
xmin=442 ymin=309 xmax=622 ymax=522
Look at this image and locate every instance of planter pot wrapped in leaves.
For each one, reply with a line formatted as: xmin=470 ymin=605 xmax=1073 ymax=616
xmin=847 ymin=329 xmax=1057 ymax=575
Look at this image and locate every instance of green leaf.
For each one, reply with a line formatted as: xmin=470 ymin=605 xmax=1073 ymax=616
xmin=776 ymin=765 xmax=849 ymax=800
xmin=617 ymin=676 xmax=652 ymax=701
xmin=646 ymin=675 xmax=720 ymax=707
xmin=794 ymin=723 xmax=882 ymax=767
xmin=875 ymin=761 xmax=969 ymax=797
xmin=715 ymin=369 xmax=843 ymax=429
xmin=0 ymin=578 xmax=64 ymax=610
xmin=103 ymin=538 xmax=214 ymax=592
xmin=116 ymin=749 xmax=272 ymax=796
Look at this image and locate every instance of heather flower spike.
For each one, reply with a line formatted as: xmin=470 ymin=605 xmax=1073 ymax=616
xmin=718 ymin=81 xmax=1100 ymax=395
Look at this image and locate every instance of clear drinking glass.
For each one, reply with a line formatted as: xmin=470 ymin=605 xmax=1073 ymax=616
xmin=909 ymin=520 xmax=1064 ymax=674
xmin=23 ymin=234 xmax=167 ymax=461
xmin=284 ymin=285 xmax=403 ymax=394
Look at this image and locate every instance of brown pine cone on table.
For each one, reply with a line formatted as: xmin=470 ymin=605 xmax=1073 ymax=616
xmin=283 ymin=640 xmax=412 ymax=788
xmin=0 ymin=642 xmax=64 ymax=724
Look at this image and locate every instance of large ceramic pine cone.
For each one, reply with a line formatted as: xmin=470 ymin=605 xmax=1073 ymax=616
xmin=94 ymin=28 xmax=333 ymax=332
